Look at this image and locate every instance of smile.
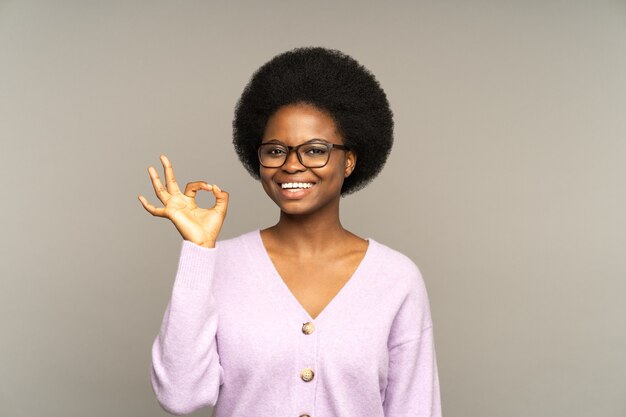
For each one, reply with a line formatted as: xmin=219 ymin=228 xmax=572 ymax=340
xmin=280 ymin=182 xmax=315 ymax=190
xmin=277 ymin=182 xmax=317 ymax=199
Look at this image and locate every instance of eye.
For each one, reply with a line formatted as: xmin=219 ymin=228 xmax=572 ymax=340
xmin=263 ymin=145 xmax=287 ymax=156
xmin=303 ymin=145 xmax=328 ymax=156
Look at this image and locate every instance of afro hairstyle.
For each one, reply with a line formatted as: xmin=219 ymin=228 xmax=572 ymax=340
xmin=232 ymin=46 xmax=394 ymax=196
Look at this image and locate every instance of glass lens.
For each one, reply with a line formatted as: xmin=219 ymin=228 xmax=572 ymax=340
xmin=259 ymin=144 xmax=288 ymax=167
xmin=299 ymin=143 xmax=329 ymax=167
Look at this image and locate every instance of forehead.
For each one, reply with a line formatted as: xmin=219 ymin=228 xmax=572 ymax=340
xmin=262 ymin=104 xmax=343 ymax=145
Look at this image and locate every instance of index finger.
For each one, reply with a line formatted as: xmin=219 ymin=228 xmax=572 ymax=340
xmin=160 ymin=154 xmax=182 ymax=195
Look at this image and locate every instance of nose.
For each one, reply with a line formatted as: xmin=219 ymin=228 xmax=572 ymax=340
xmin=282 ymin=148 xmax=306 ymax=172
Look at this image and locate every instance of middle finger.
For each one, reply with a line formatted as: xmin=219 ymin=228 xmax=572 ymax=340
xmin=160 ymin=155 xmax=183 ymax=195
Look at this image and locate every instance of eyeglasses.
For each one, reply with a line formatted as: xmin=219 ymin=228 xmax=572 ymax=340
xmin=258 ymin=140 xmax=350 ymax=168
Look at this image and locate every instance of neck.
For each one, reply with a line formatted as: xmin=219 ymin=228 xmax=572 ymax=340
xmin=266 ymin=198 xmax=350 ymax=255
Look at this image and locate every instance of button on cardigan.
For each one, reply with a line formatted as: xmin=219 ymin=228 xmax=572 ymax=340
xmin=151 ymin=229 xmax=442 ymax=416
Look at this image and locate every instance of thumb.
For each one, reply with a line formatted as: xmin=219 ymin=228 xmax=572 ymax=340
xmin=212 ymin=184 xmax=229 ymax=213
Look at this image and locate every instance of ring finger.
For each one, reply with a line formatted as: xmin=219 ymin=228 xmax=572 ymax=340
xmin=148 ymin=165 xmax=170 ymax=204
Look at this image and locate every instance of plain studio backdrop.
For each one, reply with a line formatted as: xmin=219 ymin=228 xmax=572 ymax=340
xmin=1 ymin=1 xmax=625 ymax=416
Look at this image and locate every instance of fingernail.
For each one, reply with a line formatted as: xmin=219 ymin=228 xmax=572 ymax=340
xmin=214 ymin=184 xmax=222 ymax=193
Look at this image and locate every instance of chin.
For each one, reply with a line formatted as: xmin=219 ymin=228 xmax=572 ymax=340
xmin=275 ymin=200 xmax=317 ymax=216
xmin=274 ymin=195 xmax=340 ymax=218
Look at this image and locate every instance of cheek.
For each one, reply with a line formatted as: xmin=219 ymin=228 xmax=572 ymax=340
xmin=259 ymin=169 xmax=275 ymax=193
xmin=324 ymin=158 xmax=348 ymax=182
xmin=259 ymin=167 xmax=272 ymax=182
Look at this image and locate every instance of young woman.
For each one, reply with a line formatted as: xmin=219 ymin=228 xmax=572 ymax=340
xmin=139 ymin=47 xmax=442 ymax=417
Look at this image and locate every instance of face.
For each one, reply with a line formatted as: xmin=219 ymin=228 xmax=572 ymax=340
xmin=259 ymin=103 xmax=356 ymax=216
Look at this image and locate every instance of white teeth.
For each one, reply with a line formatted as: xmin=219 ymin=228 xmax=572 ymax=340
xmin=281 ymin=182 xmax=314 ymax=189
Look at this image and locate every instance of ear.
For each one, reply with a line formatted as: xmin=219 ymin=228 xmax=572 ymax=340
xmin=344 ymin=150 xmax=356 ymax=178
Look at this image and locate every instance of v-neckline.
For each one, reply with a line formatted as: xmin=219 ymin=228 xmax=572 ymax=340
xmin=251 ymin=229 xmax=375 ymax=325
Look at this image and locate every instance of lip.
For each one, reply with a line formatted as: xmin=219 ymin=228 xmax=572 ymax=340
xmin=276 ymin=180 xmax=317 ymax=185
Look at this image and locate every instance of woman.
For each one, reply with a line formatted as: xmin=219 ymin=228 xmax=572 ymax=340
xmin=139 ymin=47 xmax=442 ymax=417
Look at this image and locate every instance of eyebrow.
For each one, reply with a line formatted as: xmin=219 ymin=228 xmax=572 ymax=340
xmin=261 ymin=138 xmax=330 ymax=145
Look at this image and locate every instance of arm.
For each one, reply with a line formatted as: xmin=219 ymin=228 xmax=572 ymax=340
xmin=150 ymin=240 xmax=225 ymax=415
xmin=383 ymin=264 xmax=442 ymax=417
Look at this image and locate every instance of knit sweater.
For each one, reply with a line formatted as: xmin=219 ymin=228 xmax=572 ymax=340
xmin=151 ymin=229 xmax=442 ymax=416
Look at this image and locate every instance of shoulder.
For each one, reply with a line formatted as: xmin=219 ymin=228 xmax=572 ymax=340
xmin=215 ymin=230 xmax=259 ymax=258
xmin=372 ymin=238 xmax=435 ymax=328
xmin=208 ymin=230 xmax=261 ymax=273
xmin=370 ymin=238 xmax=423 ymax=279
xmin=215 ymin=230 xmax=258 ymax=249
xmin=369 ymin=238 xmax=428 ymax=296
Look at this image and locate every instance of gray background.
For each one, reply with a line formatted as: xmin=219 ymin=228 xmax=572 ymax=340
xmin=1 ymin=1 xmax=625 ymax=416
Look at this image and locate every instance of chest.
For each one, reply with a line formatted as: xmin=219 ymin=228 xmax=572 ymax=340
xmin=269 ymin=256 xmax=362 ymax=320
xmin=213 ymin=258 xmax=393 ymax=393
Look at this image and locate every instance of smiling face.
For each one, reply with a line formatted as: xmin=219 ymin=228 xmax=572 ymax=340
xmin=259 ymin=103 xmax=356 ymax=216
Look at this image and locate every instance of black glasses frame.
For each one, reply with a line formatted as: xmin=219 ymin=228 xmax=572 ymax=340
xmin=258 ymin=141 xmax=350 ymax=168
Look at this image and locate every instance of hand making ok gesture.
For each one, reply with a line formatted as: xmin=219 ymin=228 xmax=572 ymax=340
xmin=138 ymin=155 xmax=228 ymax=248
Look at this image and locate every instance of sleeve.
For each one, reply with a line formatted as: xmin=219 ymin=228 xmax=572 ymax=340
xmin=150 ymin=240 xmax=225 ymax=415
xmin=382 ymin=263 xmax=442 ymax=417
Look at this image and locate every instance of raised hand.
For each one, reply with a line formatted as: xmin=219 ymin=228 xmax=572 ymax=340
xmin=138 ymin=155 xmax=228 ymax=248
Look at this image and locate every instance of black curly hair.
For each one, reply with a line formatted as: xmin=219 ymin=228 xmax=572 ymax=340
xmin=232 ymin=46 xmax=394 ymax=196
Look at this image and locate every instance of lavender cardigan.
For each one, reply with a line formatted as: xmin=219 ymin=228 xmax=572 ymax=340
xmin=151 ymin=229 xmax=442 ymax=416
